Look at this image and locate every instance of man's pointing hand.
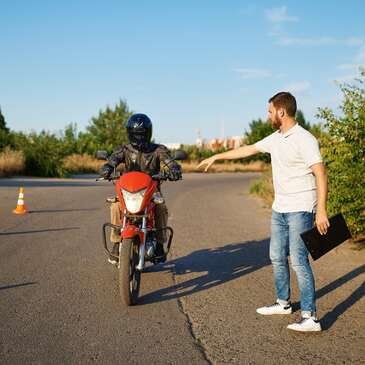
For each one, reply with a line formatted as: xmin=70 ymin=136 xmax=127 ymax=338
xmin=197 ymin=156 xmax=217 ymax=172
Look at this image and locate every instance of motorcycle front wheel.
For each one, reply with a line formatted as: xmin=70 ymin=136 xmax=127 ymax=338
xmin=119 ymin=237 xmax=141 ymax=305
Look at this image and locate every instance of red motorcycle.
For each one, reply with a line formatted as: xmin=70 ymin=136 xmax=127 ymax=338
xmin=97 ymin=150 xmax=187 ymax=306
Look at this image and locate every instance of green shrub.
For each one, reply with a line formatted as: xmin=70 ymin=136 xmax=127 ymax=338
xmin=250 ymin=170 xmax=274 ymax=207
xmin=180 ymin=144 xmax=228 ymax=162
xmin=317 ymin=69 xmax=365 ymax=237
xmin=12 ymin=131 xmax=66 ymax=177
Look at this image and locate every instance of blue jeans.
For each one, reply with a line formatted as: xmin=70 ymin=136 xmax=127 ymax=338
xmin=270 ymin=210 xmax=316 ymax=313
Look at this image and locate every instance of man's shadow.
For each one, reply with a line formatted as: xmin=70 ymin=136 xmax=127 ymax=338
xmin=139 ymin=239 xmax=270 ymax=304
xmin=290 ymin=263 xmax=365 ymax=330
xmin=317 ymin=264 xmax=365 ymax=330
xmin=140 ymin=240 xmax=365 ymax=330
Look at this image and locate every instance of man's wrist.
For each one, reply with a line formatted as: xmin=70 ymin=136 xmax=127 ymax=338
xmin=316 ymin=207 xmax=327 ymax=215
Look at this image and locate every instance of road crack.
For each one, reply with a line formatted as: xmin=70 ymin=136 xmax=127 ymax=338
xmin=171 ymin=267 xmax=213 ymax=365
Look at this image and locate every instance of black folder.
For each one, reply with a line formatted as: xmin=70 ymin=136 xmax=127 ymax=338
xmin=300 ymin=213 xmax=352 ymax=261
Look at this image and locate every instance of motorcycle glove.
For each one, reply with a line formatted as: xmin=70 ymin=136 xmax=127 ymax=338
xmin=99 ymin=164 xmax=113 ymax=179
xmin=168 ymin=166 xmax=182 ymax=181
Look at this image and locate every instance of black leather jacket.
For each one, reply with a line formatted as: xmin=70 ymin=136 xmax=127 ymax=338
xmin=101 ymin=143 xmax=182 ymax=177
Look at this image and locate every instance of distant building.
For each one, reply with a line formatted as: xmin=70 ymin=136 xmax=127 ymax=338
xmin=204 ymin=136 xmax=243 ymax=151
xmin=165 ymin=143 xmax=182 ymax=150
xmin=224 ymin=136 xmax=243 ymax=149
xmin=195 ymin=138 xmax=205 ymax=148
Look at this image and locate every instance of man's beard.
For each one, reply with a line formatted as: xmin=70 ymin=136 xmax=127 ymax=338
xmin=270 ymin=115 xmax=282 ymax=129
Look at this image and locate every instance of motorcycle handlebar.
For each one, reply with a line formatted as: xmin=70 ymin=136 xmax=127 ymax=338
xmin=97 ymin=171 xmax=178 ymax=182
xmin=95 ymin=176 xmax=119 ymax=182
xmin=152 ymin=172 xmax=169 ymax=181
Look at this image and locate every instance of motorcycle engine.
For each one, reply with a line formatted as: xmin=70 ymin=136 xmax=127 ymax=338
xmin=145 ymin=236 xmax=157 ymax=258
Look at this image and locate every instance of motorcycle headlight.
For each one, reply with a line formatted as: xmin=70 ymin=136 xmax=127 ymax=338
xmin=121 ymin=188 xmax=147 ymax=213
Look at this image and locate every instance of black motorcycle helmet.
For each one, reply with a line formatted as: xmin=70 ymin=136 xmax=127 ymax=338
xmin=126 ymin=113 xmax=153 ymax=150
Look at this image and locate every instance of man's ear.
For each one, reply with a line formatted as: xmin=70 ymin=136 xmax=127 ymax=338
xmin=278 ymin=108 xmax=285 ymax=118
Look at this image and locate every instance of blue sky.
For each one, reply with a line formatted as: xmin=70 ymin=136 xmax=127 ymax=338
xmin=1 ymin=1 xmax=365 ymax=144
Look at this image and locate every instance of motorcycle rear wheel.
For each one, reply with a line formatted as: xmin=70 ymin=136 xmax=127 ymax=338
xmin=119 ymin=237 xmax=141 ymax=305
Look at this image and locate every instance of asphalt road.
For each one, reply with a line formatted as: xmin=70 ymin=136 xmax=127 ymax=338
xmin=0 ymin=173 xmax=364 ymax=364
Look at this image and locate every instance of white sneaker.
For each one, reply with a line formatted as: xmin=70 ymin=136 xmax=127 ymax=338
xmin=287 ymin=313 xmax=322 ymax=332
xmin=256 ymin=301 xmax=292 ymax=315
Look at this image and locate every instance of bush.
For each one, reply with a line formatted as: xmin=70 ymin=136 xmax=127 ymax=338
xmin=250 ymin=170 xmax=274 ymax=207
xmin=12 ymin=131 xmax=67 ymax=177
xmin=180 ymin=144 xmax=228 ymax=162
xmin=317 ymin=69 xmax=365 ymax=237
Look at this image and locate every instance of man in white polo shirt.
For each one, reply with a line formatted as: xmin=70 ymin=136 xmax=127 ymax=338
xmin=198 ymin=92 xmax=330 ymax=332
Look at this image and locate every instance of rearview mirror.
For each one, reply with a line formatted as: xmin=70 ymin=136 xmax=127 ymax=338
xmin=173 ymin=150 xmax=188 ymax=161
xmin=95 ymin=150 xmax=109 ymax=160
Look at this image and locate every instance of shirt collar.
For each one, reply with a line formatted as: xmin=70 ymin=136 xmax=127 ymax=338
xmin=280 ymin=123 xmax=299 ymax=138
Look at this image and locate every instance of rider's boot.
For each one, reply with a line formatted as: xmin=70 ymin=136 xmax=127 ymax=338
xmin=154 ymin=242 xmax=166 ymax=263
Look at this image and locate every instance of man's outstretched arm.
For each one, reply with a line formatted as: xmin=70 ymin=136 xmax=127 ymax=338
xmin=197 ymin=145 xmax=260 ymax=172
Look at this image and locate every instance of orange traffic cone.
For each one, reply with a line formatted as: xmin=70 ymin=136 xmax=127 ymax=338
xmin=13 ymin=187 xmax=27 ymax=214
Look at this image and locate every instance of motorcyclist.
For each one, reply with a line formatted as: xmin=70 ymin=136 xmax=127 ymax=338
xmin=99 ymin=113 xmax=182 ymax=264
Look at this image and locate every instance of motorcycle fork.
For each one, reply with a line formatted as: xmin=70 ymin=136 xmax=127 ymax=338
xmin=136 ymin=208 xmax=148 ymax=271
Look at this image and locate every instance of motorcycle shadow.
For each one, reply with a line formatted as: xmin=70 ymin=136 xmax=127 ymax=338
xmin=139 ymin=239 xmax=270 ymax=304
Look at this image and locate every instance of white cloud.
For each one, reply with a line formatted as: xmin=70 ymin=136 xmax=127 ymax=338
xmin=344 ymin=37 xmax=363 ymax=47
xmin=283 ymin=81 xmax=311 ymax=94
xmin=336 ymin=63 xmax=364 ymax=70
xmin=331 ymin=74 xmax=358 ymax=83
xmin=235 ymin=68 xmax=272 ymax=79
xmin=265 ymin=6 xmax=298 ymax=23
xmin=275 ymin=36 xmax=363 ymax=47
xmin=334 ymin=45 xmax=365 ymax=81
xmin=276 ymin=36 xmax=336 ymax=46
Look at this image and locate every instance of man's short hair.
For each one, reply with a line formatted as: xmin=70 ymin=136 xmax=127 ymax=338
xmin=269 ymin=92 xmax=297 ymax=117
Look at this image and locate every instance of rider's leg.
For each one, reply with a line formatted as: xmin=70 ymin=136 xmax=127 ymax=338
xmin=108 ymin=202 xmax=122 ymax=264
xmin=154 ymin=202 xmax=168 ymax=258
xmin=110 ymin=202 xmax=122 ymax=243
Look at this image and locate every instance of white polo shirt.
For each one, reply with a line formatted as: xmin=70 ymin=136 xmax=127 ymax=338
xmin=254 ymin=124 xmax=323 ymax=213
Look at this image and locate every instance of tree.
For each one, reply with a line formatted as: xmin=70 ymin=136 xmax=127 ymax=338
xmin=317 ymin=68 xmax=365 ymax=237
xmin=296 ymin=110 xmax=311 ymax=130
xmin=0 ymin=107 xmax=9 ymax=133
xmin=244 ymin=118 xmax=274 ymax=144
xmin=244 ymin=118 xmax=274 ymax=163
xmin=86 ymin=99 xmax=132 ymax=153
xmin=60 ymin=123 xmax=79 ymax=155
xmin=0 ymin=107 xmax=10 ymax=149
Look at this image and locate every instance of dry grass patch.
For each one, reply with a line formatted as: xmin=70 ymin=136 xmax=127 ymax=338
xmin=62 ymin=155 xmax=269 ymax=175
xmin=62 ymin=154 xmax=105 ymax=174
xmin=0 ymin=148 xmax=25 ymax=177
xmin=181 ymin=160 xmax=268 ymax=173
